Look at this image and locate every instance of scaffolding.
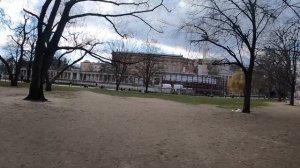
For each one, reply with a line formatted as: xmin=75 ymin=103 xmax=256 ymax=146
xmin=162 ymin=73 xmax=228 ymax=96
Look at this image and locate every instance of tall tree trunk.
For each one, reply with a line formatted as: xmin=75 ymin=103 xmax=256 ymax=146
xmin=25 ymin=72 xmax=46 ymax=101
xmin=289 ymin=63 xmax=297 ymax=105
xmin=145 ymin=82 xmax=149 ymax=93
xmin=25 ymin=0 xmax=70 ymax=101
xmin=25 ymin=51 xmax=47 ymax=101
xmin=11 ymin=74 xmax=19 ymax=87
xmin=11 ymin=63 xmax=22 ymax=87
xmin=45 ymin=73 xmax=52 ymax=91
xmin=242 ymin=72 xmax=252 ymax=113
xmin=116 ymin=82 xmax=120 ymax=91
xmin=45 ymin=82 xmax=52 ymax=91
xmin=289 ymin=80 xmax=295 ymax=106
xmin=11 ymin=77 xmax=18 ymax=86
xmin=26 ymin=69 xmax=31 ymax=83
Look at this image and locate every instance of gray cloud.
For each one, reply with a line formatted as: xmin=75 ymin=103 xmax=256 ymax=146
xmin=0 ymin=0 xmax=201 ymax=59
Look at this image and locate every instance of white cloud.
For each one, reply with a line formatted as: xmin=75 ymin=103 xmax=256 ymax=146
xmin=0 ymin=0 xmax=204 ymax=60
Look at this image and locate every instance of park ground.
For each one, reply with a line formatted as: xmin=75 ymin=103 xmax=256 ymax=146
xmin=0 ymin=86 xmax=299 ymax=168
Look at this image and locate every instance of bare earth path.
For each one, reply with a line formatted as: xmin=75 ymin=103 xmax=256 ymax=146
xmin=0 ymin=87 xmax=299 ymax=168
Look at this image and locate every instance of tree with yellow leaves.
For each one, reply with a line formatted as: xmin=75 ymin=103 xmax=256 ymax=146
xmin=227 ymin=70 xmax=245 ymax=96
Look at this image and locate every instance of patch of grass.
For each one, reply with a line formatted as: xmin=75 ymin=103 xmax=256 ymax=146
xmin=0 ymin=81 xmax=30 ymax=88
xmin=91 ymin=89 xmax=269 ymax=109
xmin=0 ymin=82 xmax=269 ymax=109
xmin=52 ymin=85 xmax=87 ymax=92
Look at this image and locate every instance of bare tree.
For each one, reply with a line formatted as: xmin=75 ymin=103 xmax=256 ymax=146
xmin=0 ymin=8 xmax=10 ymax=77
xmin=0 ymin=40 xmax=19 ymax=83
xmin=109 ymin=40 xmax=130 ymax=91
xmin=0 ymin=14 xmax=35 ymax=86
xmin=23 ymin=0 xmax=168 ymax=101
xmin=0 ymin=7 xmax=10 ymax=28
xmin=45 ymin=51 xmax=86 ymax=91
xmin=24 ymin=26 xmax=37 ymax=83
xmin=264 ymin=24 xmax=300 ymax=105
xmin=256 ymin=49 xmax=289 ymax=101
xmin=0 ymin=8 xmax=6 ymax=26
xmin=135 ymin=54 xmax=161 ymax=93
xmin=135 ymin=40 xmax=162 ymax=93
xmin=24 ymin=37 xmax=36 ymax=83
xmin=45 ymin=32 xmax=102 ymax=91
xmin=108 ymin=40 xmax=139 ymax=91
xmin=283 ymin=0 xmax=300 ymax=19
xmin=111 ymin=52 xmax=130 ymax=91
xmin=182 ymin=0 xmax=279 ymax=113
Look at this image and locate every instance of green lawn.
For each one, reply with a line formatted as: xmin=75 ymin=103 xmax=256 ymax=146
xmin=91 ymin=89 xmax=269 ymax=109
xmin=0 ymin=81 xmax=30 ymax=87
xmin=0 ymin=81 xmax=269 ymax=109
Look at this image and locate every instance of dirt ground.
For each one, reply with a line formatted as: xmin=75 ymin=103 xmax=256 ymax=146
xmin=0 ymin=87 xmax=299 ymax=168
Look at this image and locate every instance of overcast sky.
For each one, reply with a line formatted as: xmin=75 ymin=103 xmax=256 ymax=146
xmin=0 ymin=0 xmax=298 ymax=63
xmin=0 ymin=0 xmax=204 ymax=61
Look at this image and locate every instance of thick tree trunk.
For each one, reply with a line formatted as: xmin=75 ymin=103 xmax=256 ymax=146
xmin=10 ymin=78 xmax=18 ymax=87
xmin=116 ymin=82 xmax=120 ymax=91
xmin=289 ymin=82 xmax=295 ymax=106
xmin=26 ymin=69 xmax=31 ymax=83
xmin=45 ymin=82 xmax=52 ymax=91
xmin=11 ymin=65 xmax=22 ymax=87
xmin=24 ymin=52 xmax=47 ymax=101
xmin=25 ymin=0 xmax=68 ymax=101
xmin=25 ymin=73 xmax=47 ymax=101
xmin=242 ymin=73 xmax=252 ymax=113
xmin=145 ymin=82 xmax=149 ymax=93
xmin=289 ymin=66 xmax=297 ymax=105
xmin=25 ymin=74 xmax=46 ymax=101
xmin=45 ymin=73 xmax=52 ymax=91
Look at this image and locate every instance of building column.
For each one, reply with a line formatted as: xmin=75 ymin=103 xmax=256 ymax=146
xmin=77 ymin=73 xmax=80 ymax=80
xmin=70 ymin=72 xmax=73 ymax=80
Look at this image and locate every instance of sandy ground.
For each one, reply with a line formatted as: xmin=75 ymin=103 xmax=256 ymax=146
xmin=0 ymin=87 xmax=299 ymax=168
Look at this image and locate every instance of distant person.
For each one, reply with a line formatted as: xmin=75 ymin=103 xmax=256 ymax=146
xmin=20 ymin=75 xmax=24 ymax=82
xmin=0 ymin=74 xmax=2 ymax=81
